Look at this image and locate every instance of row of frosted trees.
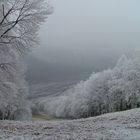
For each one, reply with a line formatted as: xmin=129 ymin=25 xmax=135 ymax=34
xmin=44 ymin=54 xmax=140 ymax=118
xmin=0 ymin=0 xmax=52 ymax=120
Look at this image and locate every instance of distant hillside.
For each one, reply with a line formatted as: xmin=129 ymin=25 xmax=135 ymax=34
xmin=28 ymin=81 xmax=77 ymax=115
xmin=24 ymin=54 xmax=116 ymax=84
xmin=29 ymin=81 xmax=77 ymax=99
xmin=24 ymin=55 xmax=92 ymax=84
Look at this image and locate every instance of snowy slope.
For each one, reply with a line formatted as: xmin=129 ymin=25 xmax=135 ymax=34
xmin=29 ymin=81 xmax=77 ymax=99
xmin=28 ymin=81 xmax=77 ymax=114
xmin=1 ymin=108 xmax=140 ymax=140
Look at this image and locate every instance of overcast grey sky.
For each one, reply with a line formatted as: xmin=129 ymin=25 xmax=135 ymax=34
xmin=32 ymin=0 xmax=140 ymax=66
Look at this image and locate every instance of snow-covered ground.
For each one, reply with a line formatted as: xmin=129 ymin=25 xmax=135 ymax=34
xmin=1 ymin=108 xmax=140 ymax=140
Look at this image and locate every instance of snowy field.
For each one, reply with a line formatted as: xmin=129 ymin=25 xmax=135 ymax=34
xmin=1 ymin=108 xmax=140 ymax=140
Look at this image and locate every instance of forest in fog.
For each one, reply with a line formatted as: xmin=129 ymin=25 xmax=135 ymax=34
xmin=37 ymin=54 xmax=140 ymax=118
xmin=0 ymin=0 xmax=140 ymax=121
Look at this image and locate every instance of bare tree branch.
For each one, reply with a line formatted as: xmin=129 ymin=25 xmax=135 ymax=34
xmin=0 ymin=0 xmax=53 ymax=53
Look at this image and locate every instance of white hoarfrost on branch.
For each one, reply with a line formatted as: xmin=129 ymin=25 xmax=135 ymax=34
xmin=0 ymin=0 xmax=52 ymax=120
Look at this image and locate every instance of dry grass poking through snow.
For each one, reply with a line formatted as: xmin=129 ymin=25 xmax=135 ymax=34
xmin=1 ymin=108 xmax=140 ymax=139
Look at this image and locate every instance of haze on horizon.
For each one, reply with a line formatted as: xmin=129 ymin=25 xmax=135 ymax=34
xmin=26 ymin=0 xmax=140 ymax=83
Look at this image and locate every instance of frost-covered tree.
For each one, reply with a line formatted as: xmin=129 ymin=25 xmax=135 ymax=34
xmin=109 ymin=55 xmax=140 ymax=112
xmin=42 ymin=54 xmax=140 ymax=118
xmin=0 ymin=0 xmax=53 ymax=120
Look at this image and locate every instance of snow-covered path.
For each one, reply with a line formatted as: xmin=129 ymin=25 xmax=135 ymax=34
xmin=1 ymin=108 xmax=140 ymax=140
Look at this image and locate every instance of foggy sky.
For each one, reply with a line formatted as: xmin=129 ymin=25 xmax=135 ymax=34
xmin=32 ymin=0 xmax=140 ymax=67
